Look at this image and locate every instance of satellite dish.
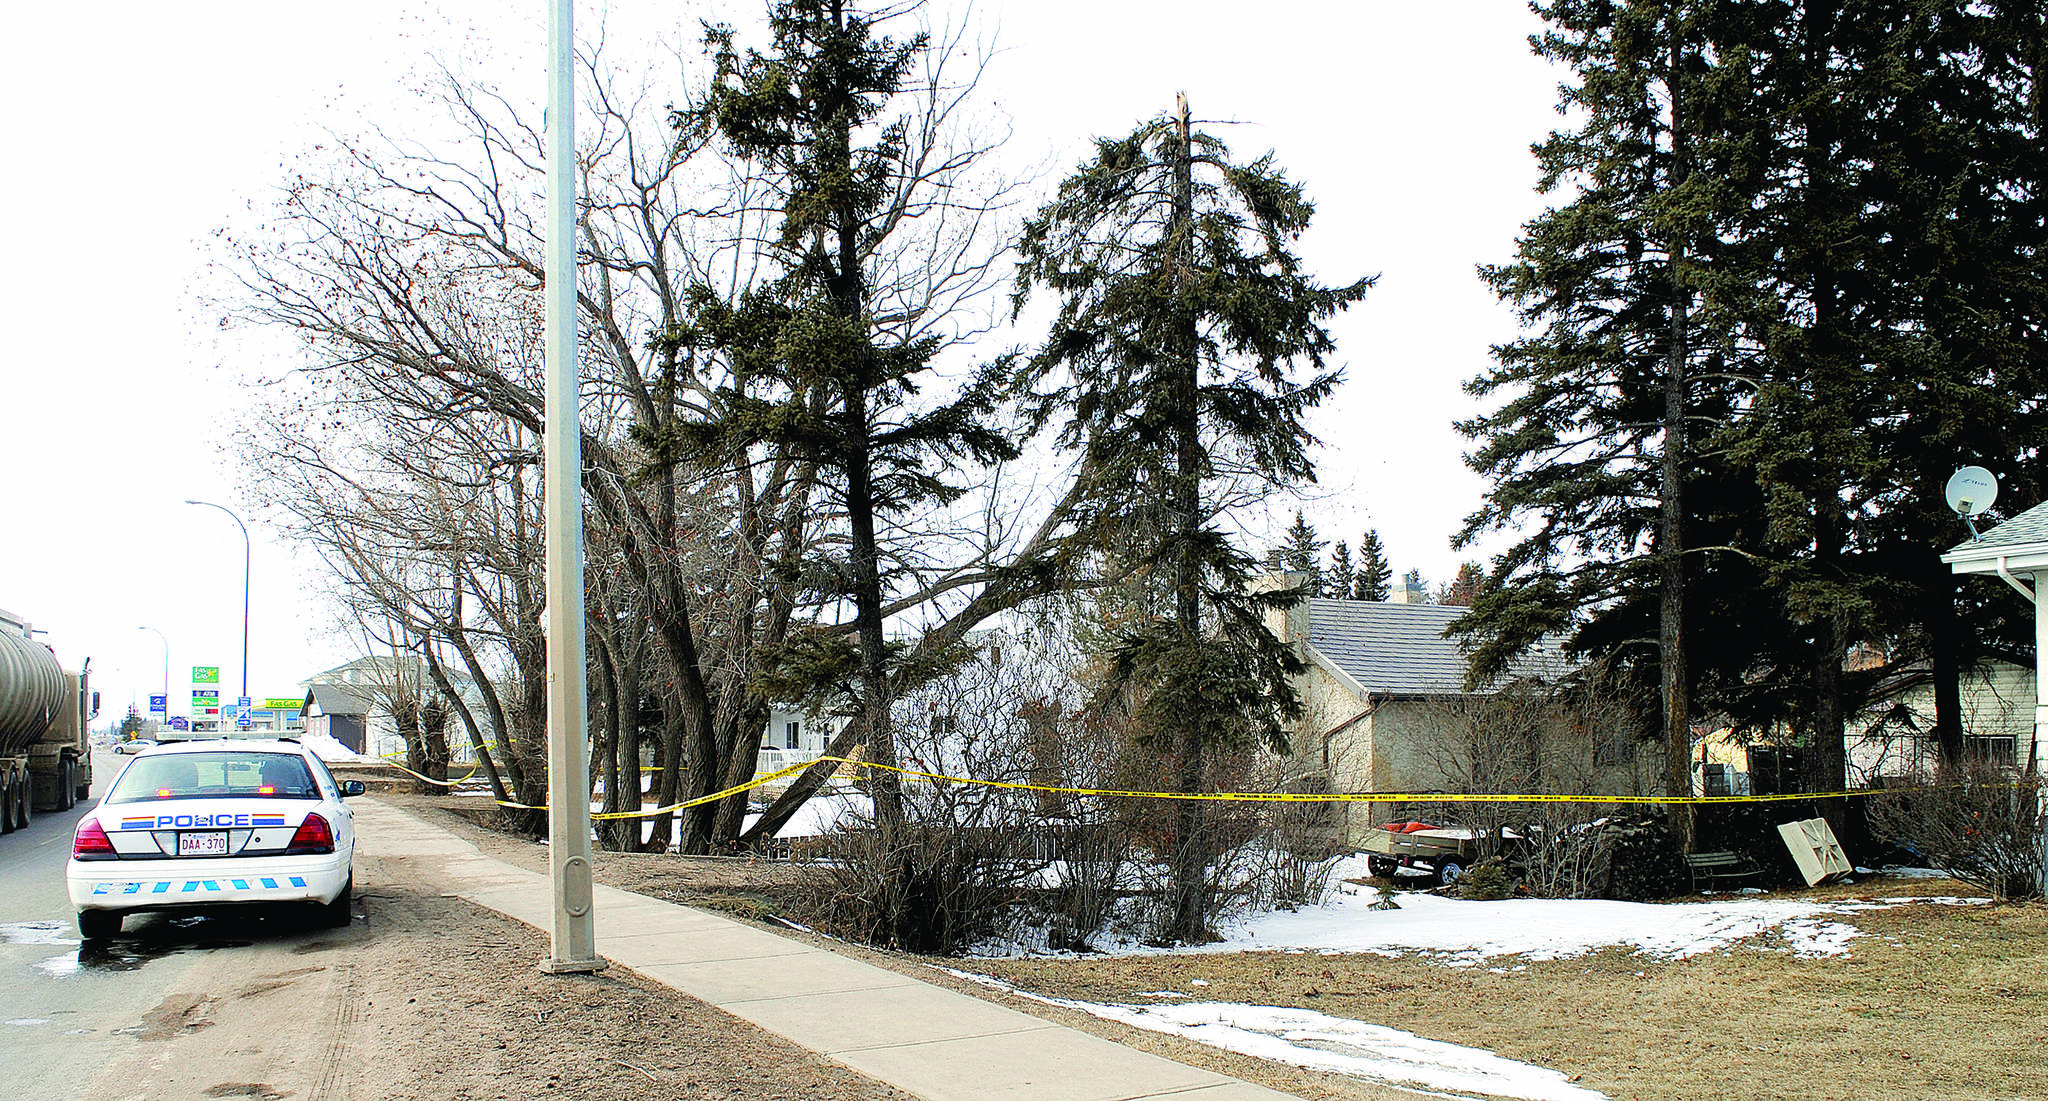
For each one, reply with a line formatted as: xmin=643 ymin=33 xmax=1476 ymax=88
xmin=1945 ymin=466 xmax=1998 ymax=517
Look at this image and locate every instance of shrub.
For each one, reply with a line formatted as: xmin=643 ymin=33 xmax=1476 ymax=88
xmin=1454 ymin=859 xmax=1514 ymax=901
xmin=1866 ymin=762 xmax=2044 ymax=901
xmin=792 ymin=820 xmax=1039 ymax=954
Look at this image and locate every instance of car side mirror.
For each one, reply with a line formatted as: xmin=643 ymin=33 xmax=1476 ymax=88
xmin=340 ymin=780 xmax=366 ymax=798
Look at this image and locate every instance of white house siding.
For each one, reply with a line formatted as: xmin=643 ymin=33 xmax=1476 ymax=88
xmin=1848 ymin=662 xmax=2037 ymax=782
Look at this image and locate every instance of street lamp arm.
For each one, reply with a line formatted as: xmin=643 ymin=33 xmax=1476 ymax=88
xmin=183 ymin=499 xmax=253 ymax=704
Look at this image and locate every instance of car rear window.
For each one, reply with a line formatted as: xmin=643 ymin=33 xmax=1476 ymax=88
xmin=107 ymin=752 xmax=320 ymax=804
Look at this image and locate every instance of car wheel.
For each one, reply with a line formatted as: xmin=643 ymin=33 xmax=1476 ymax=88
xmin=1436 ymin=859 xmax=1466 ymax=888
xmin=319 ymin=876 xmax=353 ymax=929
xmin=1366 ymin=855 xmax=1397 ymax=878
xmin=78 ymin=910 xmax=121 ymax=939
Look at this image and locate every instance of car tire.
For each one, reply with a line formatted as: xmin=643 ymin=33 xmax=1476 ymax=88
xmin=78 ymin=910 xmax=121 ymax=939
xmin=1436 ymin=859 xmax=1465 ymax=888
xmin=320 ymin=876 xmax=353 ymax=929
xmin=1366 ymin=855 xmax=1397 ymax=878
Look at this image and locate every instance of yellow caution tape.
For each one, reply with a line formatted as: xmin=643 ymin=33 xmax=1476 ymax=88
xmin=468 ymin=755 xmax=1903 ymax=818
xmin=376 ymin=758 xmax=485 ymax=789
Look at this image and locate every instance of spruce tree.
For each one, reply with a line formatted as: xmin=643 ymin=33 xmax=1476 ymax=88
xmin=1327 ymin=540 xmax=1355 ymax=602
xmin=1278 ymin=511 xmax=1326 ymax=594
xmin=1460 ymin=0 xmax=2047 ymax=809
xmin=1013 ymin=94 xmax=1371 ymax=943
xmin=1354 ymin=530 xmax=1392 ymax=601
xmin=1456 ymin=0 xmax=1758 ymax=822
xmin=677 ymin=0 xmax=1017 ymax=843
xmin=1441 ymin=562 xmax=1486 ymax=607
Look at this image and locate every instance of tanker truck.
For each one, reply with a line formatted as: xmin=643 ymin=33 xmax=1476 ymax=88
xmin=0 ymin=607 xmax=97 ymax=833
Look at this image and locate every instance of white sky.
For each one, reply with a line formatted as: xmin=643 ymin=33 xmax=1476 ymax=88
xmin=0 ymin=1 xmax=1562 ymax=721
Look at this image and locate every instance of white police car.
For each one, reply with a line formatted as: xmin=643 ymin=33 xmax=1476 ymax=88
xmin=68 ymin=739 xmax=363 ymax=938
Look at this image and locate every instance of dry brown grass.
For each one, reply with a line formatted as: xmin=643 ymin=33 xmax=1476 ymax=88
xmin=963 ymin=883 xmax=2048 ymax=1101
xmin=386 ymin=791 xmax=2048 ymax=1100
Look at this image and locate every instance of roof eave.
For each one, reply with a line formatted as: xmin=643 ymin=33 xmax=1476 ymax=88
xmin=1941 ymin=544 xmax=2048 ymax=575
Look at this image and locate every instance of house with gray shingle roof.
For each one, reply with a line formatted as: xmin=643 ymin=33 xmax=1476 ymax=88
xmin=1261 ymin=578 xmax=1651 ymax=847
xmin=1941 ymin=497 xmax=2048 ymax=775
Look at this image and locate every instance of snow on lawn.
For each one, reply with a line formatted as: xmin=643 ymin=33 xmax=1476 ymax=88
xmin=939 ymin=967 xmax=1608 ymax=1101
xmin=984 ymin=856 xmax=1988 ymax=965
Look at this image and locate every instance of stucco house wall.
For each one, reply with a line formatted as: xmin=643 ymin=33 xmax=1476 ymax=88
xmin=1256 ymin=576 xmax=1636 ymax=849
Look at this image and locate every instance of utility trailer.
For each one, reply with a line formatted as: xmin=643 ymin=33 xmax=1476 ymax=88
xmin=0 ymin=607 xmax=97 ymax=833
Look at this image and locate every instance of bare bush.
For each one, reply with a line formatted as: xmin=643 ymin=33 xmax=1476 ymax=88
xmin=795 ymin=819 xmax=1037 ymax=954
xmin=1867 ymin=762 xmax=2044 ymax=901
xmin=1517 ymin=804 xmax=1626 ymax=899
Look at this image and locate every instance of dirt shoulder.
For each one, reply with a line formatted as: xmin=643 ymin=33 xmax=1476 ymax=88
xmin=377 ymin=791 xmax=1420 ymax=1100
xmin=84 ymin=799 xmax=913 ymax=1101
xmin=378 ymin=790 xmax=2048 ymax=1101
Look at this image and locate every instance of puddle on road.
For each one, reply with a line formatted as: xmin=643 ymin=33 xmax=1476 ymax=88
xmin=0 ymin=920 xmax=77 ymax=947
xmin=21 ymin=914 xmax=262 ymax=978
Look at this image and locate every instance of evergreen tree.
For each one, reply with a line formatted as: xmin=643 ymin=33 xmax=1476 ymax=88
xmin=1354 ymin=529 xmax=1392 ymax=601
xmin=1013 ymin=94 xmax=1371 ymax=943
xmin=1460 ymin=0 xmax=2047 ymax=810
xmin=1455 ymin=0 xmax=1756 ymax=820
xmin=677 ymin=0 xmax=1018 ymax=841
xmin=1278 ymin=511 xmax=1326 ymax=594
xmin=1401 ymin=567 xmax=1429 ymax=603
xmin=1327 ymin=540 xmax=1355 ymax=602
xmin=1440 ymin=562 xmax=1486 ymax=607
xmin=1723 ymin=0 xmax=2048 ymax=789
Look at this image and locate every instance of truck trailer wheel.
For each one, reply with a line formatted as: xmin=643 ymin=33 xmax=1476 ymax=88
xmin=1435 ymin=859 xmax=1466 ymax=888
xmin=0 ymin=772 xmax=15 ymax=835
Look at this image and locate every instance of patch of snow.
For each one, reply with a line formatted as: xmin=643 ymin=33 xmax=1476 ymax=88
xmin=1872 ymin=866 xmax=1954 ymax=879
xmin=931 ymin=967 xmax=1604 ymax=1101
xmin=300 ymin=731 xmax=380 ymax=763
xmin=979 ymin=878 xmax=1993 ymax=965
xmin=1135 ymin=990 xmax=1188 ymax=999
xmin=739 ymin=788 xmax=873 ymax=840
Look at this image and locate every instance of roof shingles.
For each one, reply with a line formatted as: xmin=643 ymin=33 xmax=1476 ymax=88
xmin=1303 ymin=598 xmax=1562 ymax=695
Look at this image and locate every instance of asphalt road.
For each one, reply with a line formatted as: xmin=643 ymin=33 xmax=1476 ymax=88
xmin=0 ymin=748 xmax=355 ymax=1100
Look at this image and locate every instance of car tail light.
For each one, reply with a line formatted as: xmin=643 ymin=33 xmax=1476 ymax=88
xmin=286 ymin=813 xmax=335 ymax=855
xmin=73 ymin=819 xmax=117 ymax=860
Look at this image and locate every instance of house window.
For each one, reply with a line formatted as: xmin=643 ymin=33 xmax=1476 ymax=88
xmin=1701 ymin=763 xmax=1733 ymax=797
xmin=1967 ymin=736 xmax=2015 ymax=764
xmin=785 ymin=720 xmax=800 ymax=750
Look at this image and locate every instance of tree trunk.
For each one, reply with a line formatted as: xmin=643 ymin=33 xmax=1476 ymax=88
xmin=1927 ymin=565 xmax=1965 ymax=769
xmin=1660 ymin=21 xmax=1696 ymax=852
xmin=1166 ymin=93 xmax=1209 ymax=945
xmin=738 ymin=716 xmax=866 ymax=849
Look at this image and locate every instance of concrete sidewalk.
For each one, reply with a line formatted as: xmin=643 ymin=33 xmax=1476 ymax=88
xmin=352 ymin=796 xmax=1301 ymax=1101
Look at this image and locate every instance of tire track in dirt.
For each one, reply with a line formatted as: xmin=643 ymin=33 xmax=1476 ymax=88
xmin=310 ymin=960 xmax=361 ymax=1100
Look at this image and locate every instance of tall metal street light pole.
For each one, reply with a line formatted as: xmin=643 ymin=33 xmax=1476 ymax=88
xmin=539 ymin=0 xmax=601 ymax=975
xmin=184 ymin=500 xmax=251 ymax=704
xmin=138 ymin=626 xmax=169 ymax=718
